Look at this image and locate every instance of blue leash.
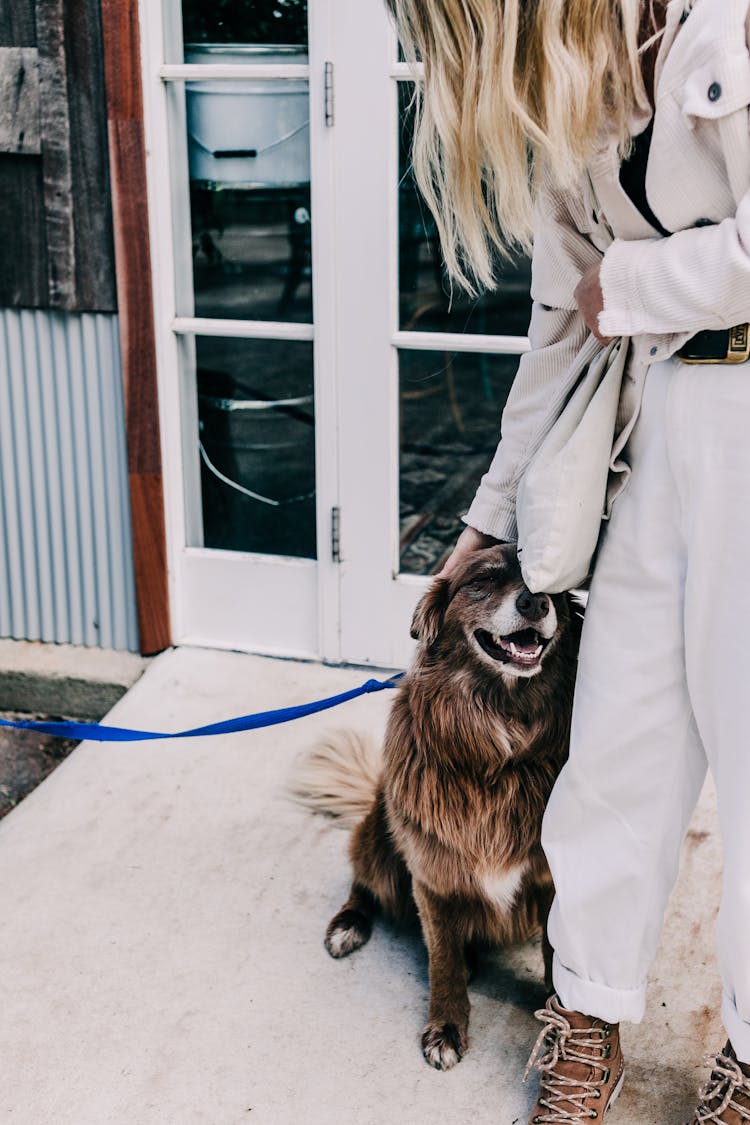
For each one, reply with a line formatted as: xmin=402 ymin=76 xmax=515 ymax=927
xmin=0 ymin=673 xmax=404 ymax=743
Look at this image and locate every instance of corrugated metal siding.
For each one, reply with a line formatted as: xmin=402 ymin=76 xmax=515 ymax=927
xmin=0 ymin=308 xmax=138 ymax=651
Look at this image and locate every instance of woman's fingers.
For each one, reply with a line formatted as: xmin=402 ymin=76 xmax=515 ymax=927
xmin=574 ymin=263 xmax=614 ymax=344
xmin=437 ymin=526 xmax=502 ymax=577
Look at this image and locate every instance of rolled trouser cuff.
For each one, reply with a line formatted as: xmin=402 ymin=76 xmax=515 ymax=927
xmin=553 ymin=954 xmax=647 ymax=1025
xmin=722 ymin=992 xmax=750 ymax=1064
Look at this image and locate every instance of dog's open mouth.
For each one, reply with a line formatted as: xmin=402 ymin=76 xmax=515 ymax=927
xmin=475 ymin=628 xmax=550 ymax=668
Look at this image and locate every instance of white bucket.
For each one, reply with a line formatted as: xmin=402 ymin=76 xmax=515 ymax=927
xmin=185 ymin=45 xmax=310 ymax=187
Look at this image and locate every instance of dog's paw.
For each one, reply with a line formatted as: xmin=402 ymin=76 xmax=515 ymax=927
xmin=324 ymin=908 xmax=372 ymax=958
xmin=421 ymin=1021 xmax=467 ymax=1070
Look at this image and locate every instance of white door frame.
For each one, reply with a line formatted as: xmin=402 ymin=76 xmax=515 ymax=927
xmin=138 ymin=0 xmax=341 ymax=661
xmin=138 ymin=0 xmax=529 ymax=669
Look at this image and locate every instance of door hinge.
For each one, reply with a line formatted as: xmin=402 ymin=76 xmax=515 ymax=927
xmin=324 ymin=61 xmax=335 ymax=127
xmin=331 ymin=506 xmax=341 ymax=562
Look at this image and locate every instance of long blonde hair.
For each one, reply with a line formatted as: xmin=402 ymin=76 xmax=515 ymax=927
xmin=391 ymin=0 xmax=652 ymax=292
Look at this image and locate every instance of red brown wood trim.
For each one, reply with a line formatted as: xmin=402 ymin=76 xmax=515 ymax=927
xmin=129 ymin=473 xmax=171 ymax=651
xmin=100 ymin=0 xmax=171 ymax=654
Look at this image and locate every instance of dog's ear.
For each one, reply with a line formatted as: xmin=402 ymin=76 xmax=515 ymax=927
xmin=410 ymin=576 xmax=451 ymax=645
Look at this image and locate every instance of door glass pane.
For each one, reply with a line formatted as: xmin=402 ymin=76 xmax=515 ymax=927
xmin=182 ymin=2 xmax=308 ymax=48
xmin=188 ymin=182 xmax=312 ymax=322
xmin=184 ymin=68 xmax=312 ymax=322
xmin=194 ymin=336 xmax=316 ymax=558
xmin=398 ymin=82 xmax=532 ymax=336
xmin=399 ymin=349 xmax=518 ymax=574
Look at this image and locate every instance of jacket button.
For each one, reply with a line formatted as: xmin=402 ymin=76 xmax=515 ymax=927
xmin=708 ymin=82 xmax=722 ymax=102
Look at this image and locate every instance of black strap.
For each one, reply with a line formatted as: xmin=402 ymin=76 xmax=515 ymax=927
xmin=619 ymin=121 xmax=671 ymax=238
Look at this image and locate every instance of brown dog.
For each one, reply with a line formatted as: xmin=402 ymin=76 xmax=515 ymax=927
xmin=293 ymin=544 xmax=582 ymax=1070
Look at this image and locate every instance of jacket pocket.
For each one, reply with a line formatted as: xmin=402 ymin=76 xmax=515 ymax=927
xmin=681 ymin=51 xmax=750 ymax=122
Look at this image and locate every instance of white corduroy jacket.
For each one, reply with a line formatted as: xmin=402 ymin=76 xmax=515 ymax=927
xmin=465 ymin=0 xmax=750 ymax=542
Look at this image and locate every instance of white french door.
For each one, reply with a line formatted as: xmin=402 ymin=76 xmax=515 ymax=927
xmin=331 ymin=0 xmax=530 ymax=667
xmin=140 ymin=0 xmax=530 ymax=668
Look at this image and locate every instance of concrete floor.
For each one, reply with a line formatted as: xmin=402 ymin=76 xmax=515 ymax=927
xmin=0 ymin=647 xmax=724 ymax=1124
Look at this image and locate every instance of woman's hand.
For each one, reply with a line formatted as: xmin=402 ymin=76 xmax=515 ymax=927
xmin=437 ymin=526 xmax=504 ymax=578
xmin=574 ymin=263 xmax=613 ymax=344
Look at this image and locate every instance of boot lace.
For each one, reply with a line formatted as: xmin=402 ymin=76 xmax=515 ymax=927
xmin=695 ymin=1051 xmax=750 ymax=1123
xmin=525 ymin=1007 xmax=614 ymax=1123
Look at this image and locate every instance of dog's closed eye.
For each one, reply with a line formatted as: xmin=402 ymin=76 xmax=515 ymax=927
xmin=465 ymin=584 xmax=493 ymax=601
xmin=463 ymin=571 xmax=510 ymax=599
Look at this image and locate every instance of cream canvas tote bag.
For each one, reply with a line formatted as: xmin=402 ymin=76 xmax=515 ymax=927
xmin=516 ymin=336 xmax=629 ymax=594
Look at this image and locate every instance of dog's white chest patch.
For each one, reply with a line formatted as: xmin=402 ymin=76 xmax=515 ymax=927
xmin=477 ymin=865 xmax=525 ymax=911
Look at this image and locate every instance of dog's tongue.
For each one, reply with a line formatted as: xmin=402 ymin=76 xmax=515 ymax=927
xmin=503 ymin=639 xmax=537 ymax=655
xmin=499 ymin=630 xmax=541 ymax=659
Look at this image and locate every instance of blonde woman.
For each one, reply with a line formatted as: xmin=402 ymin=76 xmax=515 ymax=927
xmin=389 ymin=0 xmax=750 ymax=1121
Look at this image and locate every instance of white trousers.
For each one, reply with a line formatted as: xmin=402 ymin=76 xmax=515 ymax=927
xmin=542 ymin=356 xmax=750 ymax=1062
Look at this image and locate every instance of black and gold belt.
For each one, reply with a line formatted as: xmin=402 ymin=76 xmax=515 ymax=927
xmin=677 ymin=324 xmax=750 ymax=364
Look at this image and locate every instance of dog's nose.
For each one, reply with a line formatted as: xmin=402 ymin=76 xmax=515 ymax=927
xmin=516 ymin=589 xmax=550 ymax=622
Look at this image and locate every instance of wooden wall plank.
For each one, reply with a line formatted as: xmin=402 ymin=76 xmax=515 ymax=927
xmin=0 ymin=0 xmax=44 ymax=307
xmin=0 ymin=0 xmax=116 ymax=311
xmin=100 ymin=0 xmax=171 ymax=653
xmin=0 ymin=1 xmax=37 ymax=46
xmin=64 ymin=0 xmax=116 ymax=310
xmin=35 ymin=0 xmax=75 ymax=308
xmin=0 ymin=48 xmax=41 ymax=154
xmin=0 ymin=156 xmax=48 ymax=306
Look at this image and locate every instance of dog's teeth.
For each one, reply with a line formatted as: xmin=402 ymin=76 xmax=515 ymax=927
xmin=533 ymin=645 xmax=542 ymax=657
xmin=510 ymin=642 xmax=518 ymax=656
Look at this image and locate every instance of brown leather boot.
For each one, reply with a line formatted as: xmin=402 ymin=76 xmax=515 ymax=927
xmin=688 ymin=1041 xmax=750 ymax=1123
xmin=525 ymin=995 xmax=625 ymax=1123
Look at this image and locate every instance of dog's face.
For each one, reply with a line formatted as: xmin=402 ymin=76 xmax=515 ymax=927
xmin=411 ymin=544 xmax=575 ymax=681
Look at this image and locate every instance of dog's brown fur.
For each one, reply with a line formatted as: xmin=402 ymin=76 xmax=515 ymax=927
xmin=293 ymin=545 xmax=582 ymax=1069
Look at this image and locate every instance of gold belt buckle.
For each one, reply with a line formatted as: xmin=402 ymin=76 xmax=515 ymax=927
xmin=726 ymin=323 xmax=750 ymax=362
xmin=678 ymin=323 xmax=750 ymax=364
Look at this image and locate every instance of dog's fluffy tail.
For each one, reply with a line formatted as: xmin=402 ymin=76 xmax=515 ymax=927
xmin=290 ymin=729 xmax=382 ymax=828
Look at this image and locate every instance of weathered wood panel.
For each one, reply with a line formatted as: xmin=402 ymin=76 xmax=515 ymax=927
xmin=0 ymin=1 xmax=46 ymax=307
xmin=101 ymin=0 xmax=171 ymax=653
xmin=0 ymin=48 xmax=41 ymax=154
xmin=0 ymin=1 xmax=36 ymax=47
xmin=64 ymin=0 xmax=116 ymax=309
xmin=0 ymin=156 xmax=48 ymax=306
xmin=36 ymin=0 xmax=74 ymax=307
xmin=0 ymin=0 xmax=116 ymax=311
